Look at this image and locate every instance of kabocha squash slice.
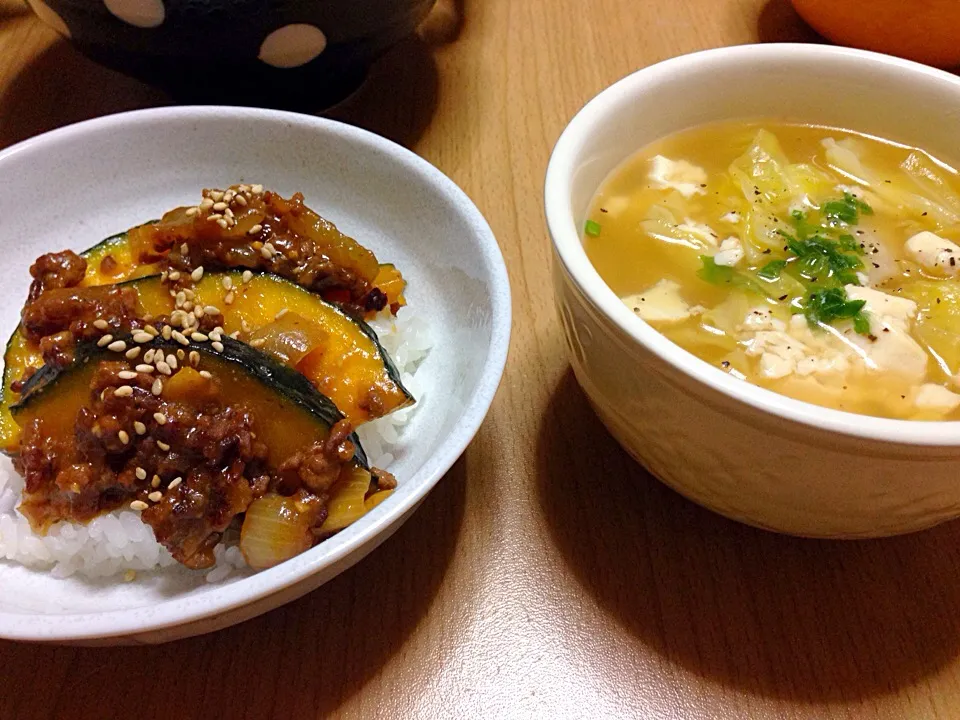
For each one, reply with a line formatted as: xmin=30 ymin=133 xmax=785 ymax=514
xmin=1 ymin=271 xmax=414 ymax=452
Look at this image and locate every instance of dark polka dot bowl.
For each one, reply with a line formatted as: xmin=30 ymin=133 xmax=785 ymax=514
xmin=24 ymin=0 xmax=436 ymax=107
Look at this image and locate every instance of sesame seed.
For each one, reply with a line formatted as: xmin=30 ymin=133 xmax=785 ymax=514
xmin=194 ymin=305 xmax=205 ymax=318
xmin=97 ymin=334 xmax=114 ymax=347
xmin=184 ymin=288 xmax=195 ymax=300
xmin=173 ymin=330 xmax=189 ymax=346
xmin=168 ymin=477 xmax=182 ymax=489
xmin=156 ymin=361 xmax=172 ymax=375
xmin=241 ymin=319 xmax=251 ymax=332
xmin=209 ymin=190 xmax=224 ymax=202
xmin=133 ymin=332 xmax=153 ymax=343
xmin=191 ymin=266 xmax=204 ymax=282
xmin=238 ymin=184 xmax=250 ymax=192
xmin=199 ymin=197 xmax=214 ymax=210
xmin=177 ymin=349 xmax=185 ymax=361
xmin=252 ymin=184 xmax=263 ymax=194
xmin=135 ymin=467 xmax=147 ymax=480
xmin=114 ymin=385 xmax=134 ymax=397
xmin=151 ymin=475 xmax=161 ymax=488
xmin=130 ymin=500 xmax=148 ymax=511
xmin=143 ymin=349 xmax=155 ymax=363
xmin=135 ymin=364 xmax=154 ymax=374
xmin=144 ymin=325 xmax=159 ymax=337
xmin=189 ymin=350 xmax=200 ymax=367
xmin=166 ymin=354 xmax=178 ymax=370
xmin=275 ymin=308 xmax=288 ymax=320
xmin=224 ymin=291 xmax=235 ymax=305
xmin=250 ymin=338 xmax=265 ymax=348
xmin=212 ymin=201 xmax=228 ymax=212
xmin=248 ymin=224 xmax=262 ymax=236
xmin=242 ymin=270 xmax=253 ymax=284
xmin=134 ymin=421 xmax=147 ymax=435
xmin=163 ymin=326 xmax=173 ymax=341
xmin=153 ymin=412 xmax=167 ymax=425
xmin=118 ymin=430 xmax=130 ymax=444
xmin=185 ymin=207 xmax=198 ymax=217
xmin=209 ymin=331 xmax=222 ymax=342
xmin=118 ymin=370 xmax=137 ymax=380
xmin=94 ymin=319 xmax=109 ymax=330
xmin=107 ymin=340 xmax=127 ymax=352
xmin=207 ymin=213 xmax=222 ymax=222
xmin=168 ymin=271 xmax=181 ymax=281
xmin=161 ymin=271 xmax=169 ymax=283
xmin=204 ymin=305 xmax=220 ymax=315
xmin=224 ymin=207 xmax=234 ymax=219
xmin=216 ymin=219 xmax=229 ymax=229
xmin=191 ymin=332 xmax=209 ymax=342
xmin=220 ymin=277 xmax=233 ymax=291
xmin=260 ymin=246 xmax=273 ymax=259
xmin=156 ymin=441 xmax=170 ymax=452
xmin=125 ymin=347 xmax=141 ymax=360
xmin=229 ymin=330 xmax=240 ymax=339
xmin=148 ymin=491 xmax=163 ymax=503
xmin=199 ymin=370 xmax=212 ymax=379
xmin=151 ymin=378 xmax=163 ymax=396
xmin=169 ymin=313 xmax=183 ymax=328
xmin=234 ymin=194 xmax=247 ymax=207
xmin=211 ymin=341 xmax=224 ymax=352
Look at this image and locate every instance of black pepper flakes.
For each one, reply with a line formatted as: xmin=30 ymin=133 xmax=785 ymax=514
xmin=721 ymin=360 xmax=730 ymax=368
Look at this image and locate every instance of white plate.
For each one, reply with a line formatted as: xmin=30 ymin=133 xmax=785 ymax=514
xmin=0 ymin=107 xmax=510 ymax=644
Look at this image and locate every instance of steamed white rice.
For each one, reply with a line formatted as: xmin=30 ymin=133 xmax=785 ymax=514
xmin=0 ymin=307 xmax=431 ymax=583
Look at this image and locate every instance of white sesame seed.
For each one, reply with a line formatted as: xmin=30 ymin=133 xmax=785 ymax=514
xmin=134 ymin=421 xmax=147 ymax=435
xmin=224 ymin=207 xmax=234 ymax=219
xmin=162 ymin=325 xmax=173 ymax=340
xmin=156 ymin=361 xmax=172 ymax=375
xmin=189 ymin=351 xmax=200 ymax=367
xmin=242 ymin=270 xmax=253 ymax=283
xmin=248 ymin=224 xmax=262 ymax=236
xmin=169 ymin=313 xmax=183 ymax=328
xmin=191 ymin=266 xmax=204 ymax=282
xmin=224 ymin=291 xmax=235 ymax=305
xmin=264 ymin=242 xmax=276 ymax=253
xmin=153 ymin=412 xmax=167 ymax=425
xmin=212 ymin=201 xmax=228 ymax=212
xmin=144 ymin=349 xmax=155 ymax=363
xmin=175 ymin=291 xmax=186 ymax=308
xmin=97 ymin=334 xmax=113 ymax=347
xmin=167 ymin=354 xmax=178 ymax=370
xmin=229 ymin=331 xmax=240 ymax=339
xmin=260 ymin=246 xmax=272 ymax=259
xmin=161 ymin=271 xmax=169 ymax=283
xmin=148 ymin=491 xmax=163 ymax=503
xmin=250 ymin=338 xmax=265 ymax=348
xmin=125 ymin=347 xmax=141 ymax=360
xmin=151 ymin=475 xmax=161 ymax=488
xmin=207 ymin=213 xmax=222 ymax=222
xmin=234 ymin=194 xmax=247 ymax=207
xmin=209 ymin=331 xmax=222 ymax=342
xmin=156 ymin=441 xmax=170 ymax=452
xmin=252 ymin=184 xmax=263 ymax=194
xmin=238 ymin=184 xmax=250 ymax=192
xmin=204 ymin=305 xmax=220 ymax=316
xmin=177 ymin=349 xmax=185 ymax=361
xmin=168 ymin=271 xmax=181 ymax=281
xmin=100 ymin=389 xmax=109 ymax=402
xmin=184 ymin=288 xmax=196 ymax=300
xmin=133 ymin=332 xmax=153 ymax=343
xmin=211 ymin=341 xmax=224 ymax=353
xmin=134 ymin=364 xmax=153 ymax=374
xmin=107 ymin=340 xmax=127 ymax=352
xmin=191 ymin=332 xmax=209 ymax=342
xmin=118 ymin=370 xmax=137 ymax=380
xmin=241 ymin=319 xmax=251 ymax=333
xmin=168 ymin=477 xmax=183 ymax=490
xmin=130 ymin=500 xmax=148 ymax=511
xmin=144 ymin=325 xmax=159 ymax=336
xmin=275 ymin=308 xmax=288 ymax=320
xmin=199 ymin=197 xmax=214 ymax=210
xmin=216 ymin=218 xmax=229 ymax=229
xmin=199 ymin=370 xmax=213 ymax=379
xmin=93 ymin=319 xmax=109 ymax=331
xmin=218 ymin=276 xmax=232 ymax=292
xmin=173 ymin=330 xmax=189 ymax=346
xmin=185 ymin=207 xmax=198 ymax=217
xmin=209 ymin=190 xmax=224 ymax=202
xmin=223 ymin=189 xmax=235 ymax=201
xmin=118 ymin=430 xmax=130 ymax=444
xmin=114 ymin=385 xmax=133 ymax=397
xmin=151 ymin=378 xmax=163 ymax=395
xmin=194 ymin=305 xmax=205 ymax=318
xmin=135 ymin=467 xmax=147 ymax=480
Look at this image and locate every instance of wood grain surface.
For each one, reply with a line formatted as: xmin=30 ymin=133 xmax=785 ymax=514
xmin=1 ymin=0 xmax=959 ymax=718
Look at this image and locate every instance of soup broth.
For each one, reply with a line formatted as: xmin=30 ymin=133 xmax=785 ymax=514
xmin=584 ymin=121 xmax=960 ymax=420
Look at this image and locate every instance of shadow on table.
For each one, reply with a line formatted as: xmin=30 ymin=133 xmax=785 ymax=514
xmin=755 ymin=0 xmax=825 ymax=44
xmin=537 ymin=370 xmax=960 ymax=705
xmin=0 ymin=457 xmax=467 ymax=720
xmin=0 ymin=33 xmax=440 ymax=152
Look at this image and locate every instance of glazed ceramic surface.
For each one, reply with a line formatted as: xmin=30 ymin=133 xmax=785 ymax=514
xmin=0 ymin=107 xmax=510 ymax=644
xmin=545 ymin=44 xmax=960 ymax=538
xmin=24 ymin=0 xmax=435 ymax=105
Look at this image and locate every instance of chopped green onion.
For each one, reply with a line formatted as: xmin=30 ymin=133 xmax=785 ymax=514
xmin=796 ymin=287 xmax=870 ymax=335
xmin=757 ymin=259 xmax=787 ymax=281
xmin=585 ymin=220 xmax=602 ymax=237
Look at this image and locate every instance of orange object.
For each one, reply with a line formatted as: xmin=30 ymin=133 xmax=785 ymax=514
xmin=792 ymin=0 xmax=960 ymax=68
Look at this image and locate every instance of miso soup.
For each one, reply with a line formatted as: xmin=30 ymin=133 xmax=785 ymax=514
xmin=584 ymin=122 xmax=960 ymax=420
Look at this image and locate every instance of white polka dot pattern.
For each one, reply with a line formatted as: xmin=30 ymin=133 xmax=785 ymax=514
xmin=26 ymin=0 xmax=71 ymax=37
xmin=258 ymin=24 xmax=328 ymax=69
xmin=104 ymin=0 xmax=165 ymax=28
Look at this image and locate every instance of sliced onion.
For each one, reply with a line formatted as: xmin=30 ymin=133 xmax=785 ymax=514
xmin=318 ymin=466 xmax=374 ymax=533
xmin=248 ymin=312 xmax=328 ymax=366
xmin=240 ymin=495 xmax=314 ymax=569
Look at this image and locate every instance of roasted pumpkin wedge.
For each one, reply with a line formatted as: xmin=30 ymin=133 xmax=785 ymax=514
xmin=0 ymin=270 xmax=413 ymax=451
xmin=11 ymin=335 xmax=393 ymax=568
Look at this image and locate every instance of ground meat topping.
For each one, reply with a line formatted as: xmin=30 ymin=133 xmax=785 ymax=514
xmin=27 ymin=250 xmax=86 ymax=304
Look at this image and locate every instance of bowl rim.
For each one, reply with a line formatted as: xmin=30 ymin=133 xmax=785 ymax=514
xmin=545 ymin=42 xmax=960 ymax=447
xmin=0 ymin=105 xmax=512 ymax=641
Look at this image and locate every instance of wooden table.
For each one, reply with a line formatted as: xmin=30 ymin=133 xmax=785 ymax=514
xmin=2 ymin=1 xmax=959 ymax=718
